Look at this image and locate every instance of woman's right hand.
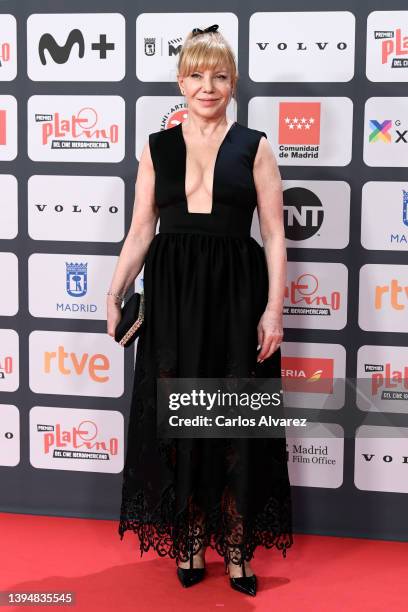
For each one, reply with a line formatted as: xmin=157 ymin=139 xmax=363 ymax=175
xmin=106 ymin=296 xmax=122 ymax=338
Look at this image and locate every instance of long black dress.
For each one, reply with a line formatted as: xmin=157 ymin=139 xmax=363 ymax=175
xmin=118 ymin=120 xmax=293 ymax=566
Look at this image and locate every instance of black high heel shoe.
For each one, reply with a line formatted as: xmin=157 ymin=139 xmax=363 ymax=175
xmin=176 ymin=540 xmax=206 ymax=588
xmin=225 ymin=556 xmax=257 ymax=597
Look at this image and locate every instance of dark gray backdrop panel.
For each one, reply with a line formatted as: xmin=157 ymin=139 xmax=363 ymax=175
xmin=0 ymin=0 xmax=407 ymax=544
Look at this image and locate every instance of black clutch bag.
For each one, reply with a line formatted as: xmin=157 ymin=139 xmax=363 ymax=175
xmin=114 ymin=291 xmax=145 ymax=347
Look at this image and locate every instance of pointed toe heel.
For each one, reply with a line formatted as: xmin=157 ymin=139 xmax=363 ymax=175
xmin=225 ymin=557 xmax=257 ymax=597
xmin=176 ymin=541 xmax=206 ymax=588
xmin=177 ymin=565 xmax=206 ymax=588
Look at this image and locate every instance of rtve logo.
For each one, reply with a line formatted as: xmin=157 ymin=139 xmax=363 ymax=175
xmin=375 ymin=279 xmax=408 ymax=310
xmin=29 ymin=331 xmax=124 ymax=397
xmin=43 ymin=345 xmax=110 ymax=382
xmin=359 ymin=265 xmax=408 ymax=332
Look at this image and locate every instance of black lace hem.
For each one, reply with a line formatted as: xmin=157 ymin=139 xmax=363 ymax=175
xmin=118 ymin=484 xmax=293 ymax=564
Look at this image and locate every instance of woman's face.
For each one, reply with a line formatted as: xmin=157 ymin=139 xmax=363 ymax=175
xmin=178 ymin=65 xmax=233 ymax=118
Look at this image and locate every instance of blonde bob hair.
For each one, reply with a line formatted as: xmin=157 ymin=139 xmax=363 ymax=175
xmin=177 ymin=27 xmax=238 ymax=100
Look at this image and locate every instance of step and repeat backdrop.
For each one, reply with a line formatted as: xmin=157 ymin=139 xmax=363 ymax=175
xmin=1 ymin=0 xmax=407 ymax=543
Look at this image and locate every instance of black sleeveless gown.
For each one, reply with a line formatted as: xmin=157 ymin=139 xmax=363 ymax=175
xmin=118 ymin=120 xmax=293 ymax=565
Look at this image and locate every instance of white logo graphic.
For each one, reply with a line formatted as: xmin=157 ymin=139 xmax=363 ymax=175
xmin=355 ymin=425 xmax=408 ymax=493
xmin=0 ymin=15 xmax=17 ymax=81
xmin=359 ymin=264 xmax=408 ymax=332
xmin=357 ymin=345 xmax=408 ymax=414
xmin=287 ymin=423 xmax=344 ymax=488
xmin=284 ymin=262 xmax=348 ymax=330
xmin=366 ymin=11 xmax=408 ymax=82
xmin=27 ymin=13 xmax=125 ymax=81
xmin=361 ymin=181 xmax=408 ymax=250
xmin=29 ymin=331 xmax=124 ymax=397
xmin=30 ymin=406 xmax=124 ymax=473
xmin=0 ymin=95 xmax=17 ymax=160
xmin=0 ymin=404 xmax=19 ymax=467
xmin=28 ymin=176 xmax=125 ymax=242
xmin=283 ymin=180 xmax=350 ymax=249
xmin=248 ymin=97 xmax=353 ymax=166
xmin=249 ymin=11 xmax=355 ymax=82
xmin=363 ymin=97 xmax=408 ymax=167
xmin=28 ymin=253 xmax=119 ymax=320
xmin=0 ymin=175 xmax=17 ymax=239
xmin=0 ymin=252 xmax=18 ymax=316
xmin=136 ymin=13 xmax=238 ymax=81
xmin=27 ymin=96 xmax=125 ymax=162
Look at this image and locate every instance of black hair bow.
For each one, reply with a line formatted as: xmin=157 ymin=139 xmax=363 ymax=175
xmin=192 ymin=24 xmax=219 ymax=36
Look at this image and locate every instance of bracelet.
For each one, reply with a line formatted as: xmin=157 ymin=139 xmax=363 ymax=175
xmin=107 ymin=290 xmax=125 ymax=302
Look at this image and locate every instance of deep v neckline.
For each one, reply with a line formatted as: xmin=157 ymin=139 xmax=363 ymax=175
xmin=179 ymin=120 xmax=236 ymax=215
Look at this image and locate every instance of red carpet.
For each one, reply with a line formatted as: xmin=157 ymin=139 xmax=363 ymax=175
xmin=0 ymin=512 xmax=406 ymax=611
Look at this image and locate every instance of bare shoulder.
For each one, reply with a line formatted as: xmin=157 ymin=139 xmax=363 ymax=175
xmin=139 ymin=139 xmax=154 ymax=169
xmin=252 ymin=130 xmax=278 ymax=169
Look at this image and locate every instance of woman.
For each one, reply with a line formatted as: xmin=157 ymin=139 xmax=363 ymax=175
xmin=107 ymin=25 xmax=293 ymax=597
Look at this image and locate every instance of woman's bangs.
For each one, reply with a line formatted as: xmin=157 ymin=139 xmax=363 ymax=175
xmin=180 ymin=44 xmax=232 ymax=77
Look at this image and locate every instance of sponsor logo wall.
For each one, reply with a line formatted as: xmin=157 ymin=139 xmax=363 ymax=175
xmin=1 ymin=3 xmax=407 ymax=541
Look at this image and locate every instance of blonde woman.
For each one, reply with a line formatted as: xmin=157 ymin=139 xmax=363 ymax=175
xmin=108 ymin=24 xmax=293 ymax=597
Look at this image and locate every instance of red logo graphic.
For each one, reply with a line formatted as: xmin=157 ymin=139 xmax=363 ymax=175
xmin=381 ymin=28 xmax=408 ymax=65
xmin=41 ymin=420 xmax=119 ymax=457
xmin=0 ymin=354 xmax=13 ymax=378
xmin=37 ymin=107 xmax=119 ymax=147
xmin=279 ymin=102 xmax=321 ymax=145
xmin=0 ymin=110 xmax=6 ymax=145
xmin=284 ymin=273 xmax=341 ymax=315
xmin=370 ymin=362 xmax=408 ymax=396
xmin=166 ymin=109 xmax=188 ymax=130
xmin=282 ymin=356 xmax=334 ymax=393
xmin=0 ymin=42 xmax=11 ymax=64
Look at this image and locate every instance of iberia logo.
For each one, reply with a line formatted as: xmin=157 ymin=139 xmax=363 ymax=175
xmin=281 ymin=356 xmax=334 ymax=393
xmin=279 ymin=102 xmax=321 ymax=145
xmin=35 ymin=107 xmax=119 ymax=149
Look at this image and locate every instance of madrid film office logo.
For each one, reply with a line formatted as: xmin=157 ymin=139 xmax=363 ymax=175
xmin=27 ymin=13 xmax=125 ymax=81
xmin=143 ymin=32 xmax=183 ymax=57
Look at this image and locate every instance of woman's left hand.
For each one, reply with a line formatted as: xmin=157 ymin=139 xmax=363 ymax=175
xmin=256 ymin=309 xmax=283 ymax=363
